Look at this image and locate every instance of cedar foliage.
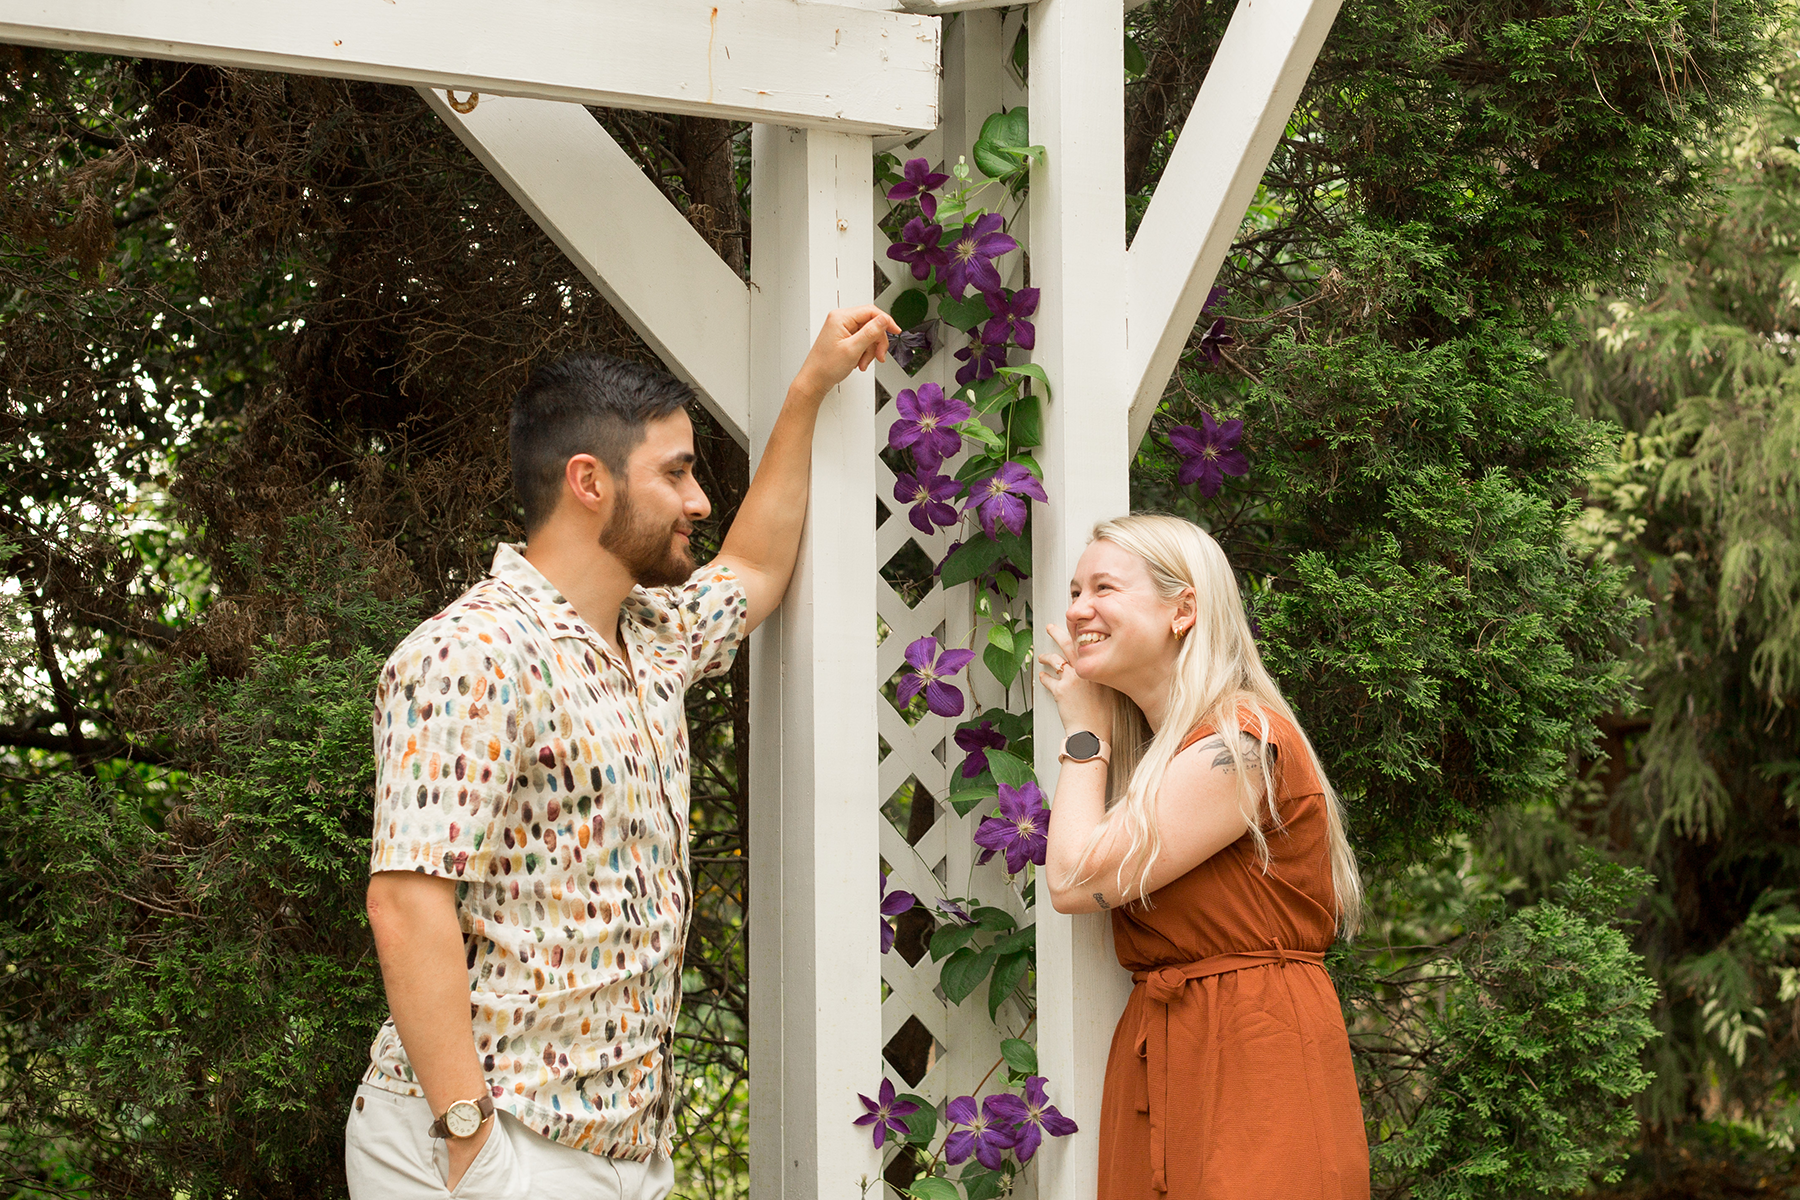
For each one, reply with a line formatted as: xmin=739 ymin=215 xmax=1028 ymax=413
xmin=0 ymin=0 xmax=1782 ymax=1194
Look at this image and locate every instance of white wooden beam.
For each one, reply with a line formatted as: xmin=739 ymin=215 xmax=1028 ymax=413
xmin=1027 ymin=4 xmax=1137 ymax=1200
xmin=420 ymin=90 xmax=750 ymax=446
xmin=1123 ymin=0 xmax=1343 ymax=447
xmin=746 ymin=124 xmax=882 ymax=1200
xmin=0 ymin=0 xmax=942 ymax=135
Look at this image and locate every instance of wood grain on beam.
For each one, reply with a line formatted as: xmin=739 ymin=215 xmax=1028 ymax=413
xmin=0 ymin=0 xmax=941 ymax=134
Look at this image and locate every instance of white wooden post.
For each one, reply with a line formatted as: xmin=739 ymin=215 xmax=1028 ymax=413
xmin=747 ymin=125 xmax=883 ymax=1200
xmin=1027 ymin=4 xmax=1137 ymax=1200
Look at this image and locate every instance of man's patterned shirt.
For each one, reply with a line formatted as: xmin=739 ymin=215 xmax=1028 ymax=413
xmin=363 ymin=543 xmax=747 ymax=1160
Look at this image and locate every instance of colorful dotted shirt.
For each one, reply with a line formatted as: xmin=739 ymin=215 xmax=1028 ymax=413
xmin=363 ymin=543 xmax=747 ymax=1160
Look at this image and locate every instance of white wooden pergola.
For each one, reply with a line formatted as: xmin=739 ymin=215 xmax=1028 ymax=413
xmin=0 ymin=1 xmax=1339 ymax=1196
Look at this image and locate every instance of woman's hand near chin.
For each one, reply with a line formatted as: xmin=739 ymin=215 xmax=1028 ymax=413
xmin=1039 ymin=622 xmax=1114 ymax=740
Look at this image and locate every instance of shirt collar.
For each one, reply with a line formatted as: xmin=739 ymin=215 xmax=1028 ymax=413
xmin=488 ymin=542 xmax=616 ymax=655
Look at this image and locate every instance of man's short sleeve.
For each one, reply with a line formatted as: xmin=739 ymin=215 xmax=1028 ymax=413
xmin=674 ymin=563 xmax=750 ymax=687
xmin=369 ymin=631 xmax=517 ymax=880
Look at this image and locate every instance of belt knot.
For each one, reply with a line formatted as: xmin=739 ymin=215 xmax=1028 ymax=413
xmin=1144 ymin=966 xmax=1187 ymax=1005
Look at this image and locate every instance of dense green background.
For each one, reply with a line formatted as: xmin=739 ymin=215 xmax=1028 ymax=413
xmin=1 ymin=0 xmax=1795 ymax=1195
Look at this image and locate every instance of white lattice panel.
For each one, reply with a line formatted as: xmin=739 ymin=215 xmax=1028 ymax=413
xmin=873 ymin=11 xmax=1038 ymax=1196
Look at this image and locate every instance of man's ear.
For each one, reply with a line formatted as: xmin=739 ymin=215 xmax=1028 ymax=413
xmin=563 ymin=454 xmax=615 ymax=522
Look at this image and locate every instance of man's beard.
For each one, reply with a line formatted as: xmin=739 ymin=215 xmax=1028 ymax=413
xmin=601 ymin=486 xmax=694 ymax=588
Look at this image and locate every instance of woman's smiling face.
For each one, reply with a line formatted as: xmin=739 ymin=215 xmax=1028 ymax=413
xmin=1064 ymin=539 xmax=1184 ymax=694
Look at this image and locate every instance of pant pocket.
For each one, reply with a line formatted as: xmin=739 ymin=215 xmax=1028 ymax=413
xmin=449 ymin=1114 xmax=532 ymax=1200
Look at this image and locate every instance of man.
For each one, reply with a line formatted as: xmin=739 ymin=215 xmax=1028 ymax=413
xmin=345 ymin=307 xmax=898 ymax=1197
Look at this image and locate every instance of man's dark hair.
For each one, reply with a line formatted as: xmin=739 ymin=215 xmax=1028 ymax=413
xmin=510 ymin=353 xmax=693 ymax=533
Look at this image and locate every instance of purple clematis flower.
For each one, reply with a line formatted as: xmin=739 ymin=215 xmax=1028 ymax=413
xmin=887 ymin=157 xmax=950 ymax=203
xmin=986 ymin=1077 xmax=1078 ymax=1163
xmin=897 ymin=636 xmax=977 ymax=718
xmin=974 ymin=781 xmax=1051 ymax=874
xmin=887 ymin=216 xmax=949 ymax=282
xmin=954 ymin=332 xmax=1009 ymax=386
xmin=880 ymin=871 xmax=917 ymax=955
xmin=1201 ymin=284 xmax=1229 ymax=315
xmin=1168 ymin=412 xmax=1249 ymax=498
xmin=943 ymin=1094 xmax=1019 ymax=1170
xmin=980 ymin=287 xmax=1040 ymax=350
xmin=965 ymin=461 xmax=1048 ymax=540
xmin=894 ymin=468 xmax=961 ymax=536
xmin=941 ymin=213 xmax=1018 ymax=300
xmin=854 ymin=1077 xmax=920 ymax=1148
xmin=935 ymin=896 xmax=975 ymax=925
xmin=886 ymin=323 xmax=935 ymax=372
xmin=954 ymin=720 xmax=1008 ymax=778
xmin=1196 ymin=316 xmax=1235 ymax=365
xmin=888 ymin=382 xmax=971 ymax=469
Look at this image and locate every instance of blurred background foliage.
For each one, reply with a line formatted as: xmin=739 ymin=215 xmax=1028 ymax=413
xmin=0 ymin=0 xmax=1796 ymax=1195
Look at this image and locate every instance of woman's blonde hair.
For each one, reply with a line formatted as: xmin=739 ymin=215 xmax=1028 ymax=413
xmin=1064 ymin=513 xmax=1363 ymax=935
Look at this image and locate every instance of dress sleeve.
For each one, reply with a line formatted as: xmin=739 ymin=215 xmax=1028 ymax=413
xmin=369 ymin=631 xmax=519 ymax=881
xmin=671 ymin=562 xmax=750 ymax=687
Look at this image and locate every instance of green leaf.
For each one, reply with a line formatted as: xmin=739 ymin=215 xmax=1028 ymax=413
xmin=995 ymin=528 xmax=1032 ymax=574
xmin=938 ymin=292 xmax=992 ymax=332
xmin=993 ymin=924 xmax=1035 ymax=956
xmin=939 ymin=536 xmax=1005 ymax=589
xmin=1007 ymin=395 xmax=1043 ymax=450
xmin=988 ymin=949 xmax=1032 ymax=1019
xmin=890 ymin=288 xmax=930 ymax=331
xmin=987 ymin=624 xmax=1016 ymax=655
xmin=1000 ymin=1038 xmax=1038 ymax=1078
xmin=1010 ymin=22 xmax=1029 ymax=78
xmin=929 ymin=922 xmax=979 ymax=961
xmin=940 ymin=945 xmax=999 ymax=1005
xmin=968 ymin=373 xmax=1017 ymax=414
xmin=984 ymin=641 xmax=1018 ymax=688
xmin=995 ymin=363 xmax=1051 ymax=401
xmin=908 ymin=1176 xmax=960 ymax=1200
xmin=1124 ymin=33 xmax=1148 ymax=78
xmin=984 ymin=747 xmax=1033 ymax=788
xmin=962 ymin=1169 xmax=1008 ymax=1200
xmin=973 ymin=906 xmax=1018 ymax=933
xmin=954 ymin=453 xmax=1002 ymax=484
xmin=949 ymin=784 xmax=999 ymax=817
xmin=973 ymin=109 xmax=1031 ymax=180
xmin=898 ymin=1095 xmax=938 ymax=1146
xmin=956 ymin=417 xmax=1004 ymax=453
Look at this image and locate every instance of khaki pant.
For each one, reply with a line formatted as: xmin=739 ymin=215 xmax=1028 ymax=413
xmin=344 ymin=1083 xmax=676 ymax=1200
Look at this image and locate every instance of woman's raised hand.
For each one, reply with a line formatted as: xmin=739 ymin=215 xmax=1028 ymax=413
xmin=1039 ymin=622 xmax=1114 ymax=741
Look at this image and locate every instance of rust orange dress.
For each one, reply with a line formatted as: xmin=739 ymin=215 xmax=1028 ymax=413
xmin=1096 ymin=710 xmax=1370 ymax=1200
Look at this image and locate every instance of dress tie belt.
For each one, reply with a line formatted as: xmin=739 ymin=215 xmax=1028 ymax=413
xmin=1130 ymin=940 xmax=1326 ymax=1193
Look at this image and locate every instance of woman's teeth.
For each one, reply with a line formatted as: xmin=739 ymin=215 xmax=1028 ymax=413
xmin=1076 ymin=632 xmax=1107 ymax=646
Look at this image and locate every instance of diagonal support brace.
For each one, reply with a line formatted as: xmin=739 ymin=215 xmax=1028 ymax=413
xmin=422 ymin=90 xmax=751 ymax=446
xmin=1123 ymin=0 xmax=1343 ymax=448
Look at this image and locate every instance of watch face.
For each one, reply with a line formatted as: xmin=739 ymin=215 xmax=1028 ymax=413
xmin=445 ymin=1100 xmax=483 ymax=1139
xmin=1066 ymin=731 xmax=1101 ymax=759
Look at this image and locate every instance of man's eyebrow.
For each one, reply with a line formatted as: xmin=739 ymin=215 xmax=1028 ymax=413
xmin=659 ymin=450 xmax=697 ymax=467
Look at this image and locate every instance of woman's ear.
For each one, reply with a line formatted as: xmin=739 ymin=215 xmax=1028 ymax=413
xmin=1174 ymin=587 xmax=1198 ymax=638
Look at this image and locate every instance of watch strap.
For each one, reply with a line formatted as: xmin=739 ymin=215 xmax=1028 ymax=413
xmin=428 ymin=1093 xmax=495 ymax=1139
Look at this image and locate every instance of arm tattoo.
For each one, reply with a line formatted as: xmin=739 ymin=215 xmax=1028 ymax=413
xmin=1196 ymin=732 xmax=1276 ymax=773
xmin=1092 ymin=892 xmax=1110 ymax=910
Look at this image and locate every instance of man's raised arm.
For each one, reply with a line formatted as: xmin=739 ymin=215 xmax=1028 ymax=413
xmin=714 ymin=306 xmax=898 ymax=632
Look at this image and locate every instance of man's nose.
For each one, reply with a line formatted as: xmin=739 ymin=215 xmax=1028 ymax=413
xmin=687 ymin=482 xmax=712 ymax=521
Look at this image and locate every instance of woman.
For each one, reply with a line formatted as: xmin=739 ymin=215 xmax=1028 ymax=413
xmin=1038 ymin=514 xmax=1369 ymax=1200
